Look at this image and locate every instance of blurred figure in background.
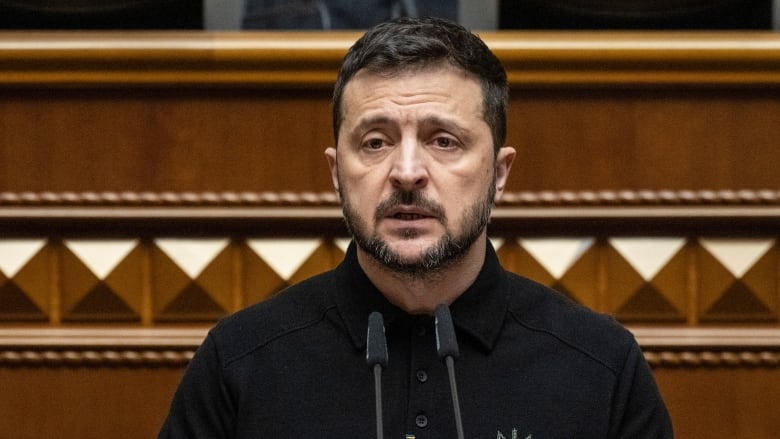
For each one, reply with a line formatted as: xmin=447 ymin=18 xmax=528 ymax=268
xmin=242 ymin=0 xmax=456 ymax=29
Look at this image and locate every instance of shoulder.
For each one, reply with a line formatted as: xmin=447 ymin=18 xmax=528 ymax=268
xmin=503 ymin=272 xmax=637 ymax=374
xmin=207 ymin=270 xmax=339 ymax=366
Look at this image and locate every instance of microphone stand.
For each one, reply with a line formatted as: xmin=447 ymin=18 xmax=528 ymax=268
xmin=367 ymin=312 xmax=388 ymax=439
xmin=435 ymin=304 xmax=465 ymax=439
xmin=372 ymin=361 xmax=383 ymax=439
xmin=444 ymin=355 xmax=465 ymax=439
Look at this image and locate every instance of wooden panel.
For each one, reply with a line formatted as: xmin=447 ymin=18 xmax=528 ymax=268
xmin=0 ymin=89 xmax=335 ymax=192
xmin=655 ymin=367 xmax=780 ymax=439
xmin=0 ymin=367 xmax=183 ymax=439
xmin=1 ymin=327 xmax=778 ymax=439
xmin=2 ymin=32 xmax=780 ymax=194
xmin=508 ymin=89 xmax=780 ymax=190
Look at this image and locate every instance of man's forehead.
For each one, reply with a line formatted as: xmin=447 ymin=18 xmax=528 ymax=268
xmin=351 ymin=62 xmax=475 ymax=84
xmin=341 ymin=65 xmax=482 ymax=110
xmin=336 ymin=62 xmax=485 ymax=141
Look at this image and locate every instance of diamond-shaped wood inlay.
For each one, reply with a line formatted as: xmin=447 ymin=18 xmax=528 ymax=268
xmin=606 ymin=238 xmax=688 ymax=322
xmin=699 ymin=238 xmax=777 ymax=322
xmin=497 ymin=238 xmax=598 ymax=307
xmin=153 ymin=239 xmax=232 ymax=321
xmin=61 ymin=240 xmax=142 ymax=322
xmin=0 ymin=239 xmax=49 ymax=321
xmin=0 ymin=233 xmax=776 ymax=326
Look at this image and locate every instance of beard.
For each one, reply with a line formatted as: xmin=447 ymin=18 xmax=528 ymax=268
xmin=340 ymin=181 xmax=496 ymax=276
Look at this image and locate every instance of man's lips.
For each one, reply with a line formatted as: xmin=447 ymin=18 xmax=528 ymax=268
xmin=390 ymin=212 xmax=433 ymax=220
xmin=385 ymin=207 xmax=438 ymax=221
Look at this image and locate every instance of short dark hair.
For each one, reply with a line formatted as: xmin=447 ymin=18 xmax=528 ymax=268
xmin=332 ymin=17 xmax=508 ymax=153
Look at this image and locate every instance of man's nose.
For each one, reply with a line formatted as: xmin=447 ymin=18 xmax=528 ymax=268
xmin=388 ymin=140 xmax=428 ymax=192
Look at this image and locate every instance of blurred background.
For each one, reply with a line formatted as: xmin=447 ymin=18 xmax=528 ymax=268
xmin=0 ymin=0 xmax=777 ymax=30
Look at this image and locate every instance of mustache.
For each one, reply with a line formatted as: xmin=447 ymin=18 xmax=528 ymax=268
xmin=373 ymin=189 xmax=445 ymax=222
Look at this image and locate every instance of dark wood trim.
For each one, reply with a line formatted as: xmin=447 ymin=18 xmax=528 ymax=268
xmin=3 ymin=189 xmax=780 ymax=206
xmin=2 ymin=32 xmax=780 ymax=89
xmin=1 ymin=190 xmax=778 ymax=236
xmin=1 ymin=327 xmax=778 ymax=368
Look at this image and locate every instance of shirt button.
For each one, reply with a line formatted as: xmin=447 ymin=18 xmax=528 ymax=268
xmin=416 ymin=370 xmax=428 ymax=383
xmin=416 ymin=326 xmax=426 ymax=336
xmin=415 ymin=414 xmax=428 ymax=428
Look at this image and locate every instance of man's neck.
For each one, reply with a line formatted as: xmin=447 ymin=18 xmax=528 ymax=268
xmin=356 ymin=237 xmax=487 ymax=315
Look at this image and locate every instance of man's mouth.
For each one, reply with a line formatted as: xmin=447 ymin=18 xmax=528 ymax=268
xmin=374 ymin=190 xmax=445 ymax=224
xmin=391 ymin=211 xmax=432 ymax=220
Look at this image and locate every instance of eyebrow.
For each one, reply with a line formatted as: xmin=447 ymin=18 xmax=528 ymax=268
xmin=353 ymin=114 xmax=470 ymax=136
xmin=353 ymin=115 xmax=393 ymax=133
xmin=418 ymin=115 xmax=469 ymax=136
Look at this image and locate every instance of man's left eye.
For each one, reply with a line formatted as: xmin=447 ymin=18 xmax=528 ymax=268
xmin=366 ymin=138 xmax=385 ymax=149
xmin=434 ymin=137 xmax=456 ymax=148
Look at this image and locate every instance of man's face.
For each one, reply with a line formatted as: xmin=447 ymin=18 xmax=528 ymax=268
xmin=326 ymin=65 xmax=514 ymax=274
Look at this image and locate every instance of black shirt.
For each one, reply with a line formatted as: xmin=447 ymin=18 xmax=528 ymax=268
xmin=158 ymin=241 xmax=673 ymax=438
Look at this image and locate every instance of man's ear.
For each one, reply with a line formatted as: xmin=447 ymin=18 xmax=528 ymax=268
xmin=324 ymin=147 xmax=340 ymax=194
xmin=494 ymin=146 xmax=516 ymax=203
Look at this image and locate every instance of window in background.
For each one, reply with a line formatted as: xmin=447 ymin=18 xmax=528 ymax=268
xmin=0 ymin=0 xmax=202 ymax=30
xmin=499 ymin=0 xmax=775 ymax=30
xmin=240 ymin=0 xmax=457 ymax=30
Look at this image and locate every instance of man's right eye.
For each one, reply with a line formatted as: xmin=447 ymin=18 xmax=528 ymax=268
xmin=364 ymin=138 xmax=385 ymax=149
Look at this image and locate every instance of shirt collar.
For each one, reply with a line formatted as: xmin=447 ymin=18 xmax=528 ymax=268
xmin=333 ymin=240 xmax=509 ymax=353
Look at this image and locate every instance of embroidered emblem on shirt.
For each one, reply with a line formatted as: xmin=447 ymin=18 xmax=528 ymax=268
xmin=497 ymin=428 xmax=532 ymax=439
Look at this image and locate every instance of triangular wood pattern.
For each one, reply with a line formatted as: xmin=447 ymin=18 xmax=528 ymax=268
xmin=242 ymin=244 xmax=287 ymax=308
xmin=0 ymin=280 xmax=46 ymax=320
xmin=0 ymin=245 xmax=51 ymax=320
xmin=153 ymin=243 xmax=232 ymax=321
xmin=699 ymin=241 xmax=777 ymax=322
xmin=0 ymin=236 xmax=776 ymax=325
xmin=61 ymin=244 xmax=143 ymax=322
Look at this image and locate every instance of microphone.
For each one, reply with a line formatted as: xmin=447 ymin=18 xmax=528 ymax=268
xmin=435 ymin=304 xmax=465 ymax=439
xmin=366 ymin=311 xmax=388 ymax=439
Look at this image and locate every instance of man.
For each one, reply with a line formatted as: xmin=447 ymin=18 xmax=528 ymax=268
xmin=158 ymin=17 xmax=673 ymax=438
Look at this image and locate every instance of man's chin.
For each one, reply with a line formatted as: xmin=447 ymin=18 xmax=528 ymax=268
xmin=381 ymin=239 xmax=439 ymax=258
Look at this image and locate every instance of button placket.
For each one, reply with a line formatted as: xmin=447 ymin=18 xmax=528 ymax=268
xmin=407 ymin=316 xmax=436 ymax=435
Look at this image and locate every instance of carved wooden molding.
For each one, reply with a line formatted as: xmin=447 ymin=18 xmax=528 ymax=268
xmin=634 ymin=327 xmax=780 ymax=369
xmin=644 ymin=351 xmax=780 ymax=368
xmin=2 ymin=190 xmax=779 ymax=207
xmin=0 ymin=349 xmax=193 ymax=367
xmin=2 ymin=349 xmax=777 ymax=369
xmin=2 ymin=32 xmax=780 ymax=88
xmin=0 ymin=328 xmax=202 ymax=368
xmin=1 ymin=327 xmax=778 ymax=369
xmin=630 ymin=327 xmax=780 ymax=348
xmin=2 ymin=190 xmax=778 ymax=235
xmin=0 ymin=191 xmax=340 ymax=206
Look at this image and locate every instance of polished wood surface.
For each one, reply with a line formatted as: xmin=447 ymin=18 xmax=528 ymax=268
xmin=1 ymin=326 xmax=778 ymax=438
xmin=2 ymin=31 xmax=780 ymax=86
xmin=1 ymin=32 xmax=780 ymax=194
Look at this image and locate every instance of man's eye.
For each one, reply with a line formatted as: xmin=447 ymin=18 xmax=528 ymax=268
xmin=364 ymin=138 xmax=386 ymax=149
xmin=434 ymin=137 xmax=456 ymax=148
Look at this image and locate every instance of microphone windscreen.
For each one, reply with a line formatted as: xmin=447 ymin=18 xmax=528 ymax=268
xmin=366 ymin=311 xmax=388 ymax=367
xmin=435 ymin=304 xmax=460 ymax=359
